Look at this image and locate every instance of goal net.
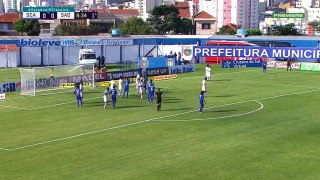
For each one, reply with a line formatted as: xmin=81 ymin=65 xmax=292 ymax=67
xmin=19 ymin=64 xmax=95 ymax=96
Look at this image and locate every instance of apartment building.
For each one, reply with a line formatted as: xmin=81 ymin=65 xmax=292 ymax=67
xmin=134 ymin=0 xmax=162 ymax=20
xmin=3 ymin=0 xmax=20 ymax=12
xmin=201 ymin=0 xmax=259 ymax=29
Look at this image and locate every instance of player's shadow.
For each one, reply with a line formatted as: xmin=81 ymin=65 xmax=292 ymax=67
xmin=163 ymin=97 xmax=181 ymax=101
xmin=207 ymin=109 xmax=236 ymax=113
xmin=162 ymin=107 xmax=192 ymax=111
xmin=116 ymin=105 xmax=146 ymax=109
xmin=164 ymin=101 xmax=183 ymax=104
xmin=213 ymin=79 xmax=231 ymax=82
xmin=82 ymin=101 xmax=104 ymax=107
xmin=211 ymin=94 xmax=234 ymax=98
xmin=84 ymin=91 xmax=100 ymax=94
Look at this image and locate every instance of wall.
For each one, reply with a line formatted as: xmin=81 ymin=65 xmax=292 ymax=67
xmin=1 ymin=36 xmax=320 ymax=67
xmin=0 ymin=51 xmax=18 ymax=67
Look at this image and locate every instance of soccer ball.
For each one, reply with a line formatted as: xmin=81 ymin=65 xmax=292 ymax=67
xmin=273 ymin=74 xmax=275 ymax=77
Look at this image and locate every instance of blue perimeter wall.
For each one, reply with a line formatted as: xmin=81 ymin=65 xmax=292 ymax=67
xmin=0 ymin=37 xmax=319 ymax=47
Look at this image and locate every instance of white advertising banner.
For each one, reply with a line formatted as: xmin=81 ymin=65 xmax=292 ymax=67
xmin=275 ymin=61 xmax=301 ymax=70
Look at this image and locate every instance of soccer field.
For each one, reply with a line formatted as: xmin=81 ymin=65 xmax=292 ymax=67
xmin=1 ymin=65 xmax=320 ymax=179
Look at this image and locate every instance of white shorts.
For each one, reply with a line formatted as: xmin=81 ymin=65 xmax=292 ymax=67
xmin=103 ymin=95 xmax=108 ymax=103
xmin=206 ymin=73 xmax=210 ymax=77
xmin=202 ymin=86 xmax=206 ymax=91
xmin=118 ymin=86 xmax=122 ymax=91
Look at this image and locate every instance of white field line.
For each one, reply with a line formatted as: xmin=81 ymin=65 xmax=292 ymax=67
xmin=0 ymin=70 xmax=259 ymax=110
xmin=4 ymin=89 xmax=73 ymax=101
xmin=155 ymin=100 xmax=264 ymax=122
xmin=3 ymin=69 xmax=257 ymax=102
xmin=0 ymin=96 xmax=102 ymax=111
xmin=234 ymin=80 xmax=320 ymax=89
xmin=0 ymin=79 xmax=318 ymax=111
xmin=0 ymin=147 xmax=11 ymax=151
xmin=0 ymin=104 xmax=30 ymax=110
xmin=0 ymin=89 xmax=318 ymax=152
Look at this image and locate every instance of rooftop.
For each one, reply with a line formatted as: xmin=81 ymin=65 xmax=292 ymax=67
xmin=0 ymin=13 xmax=20 ymax=23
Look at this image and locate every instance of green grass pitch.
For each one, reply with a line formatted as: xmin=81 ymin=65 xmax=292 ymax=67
xmin=1 ymin=65 xmax=320 ymax=179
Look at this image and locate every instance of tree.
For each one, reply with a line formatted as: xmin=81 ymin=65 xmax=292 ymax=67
xmin=118 ymin=17 xmax=154 ymax=35
xmin=148 ymin=5 xmax=189 ymax=35
xmin=247 ymin=29 xmax=262 ymax=35
xmin=53 ymin=24 xmax=105 ymax=36
xmin=268 ymin=23 xmax=301 ymax=36
xmin=13 ymin=19 xmax=40 ymax=36
xmin=215 ymin=24 xmax=237 ymax=35
xmin=175 ymin=18 xmax=192 ymax=35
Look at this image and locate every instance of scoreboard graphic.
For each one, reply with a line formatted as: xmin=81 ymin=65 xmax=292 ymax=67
xmin=22 ymin=7 xmax=98 ymax=20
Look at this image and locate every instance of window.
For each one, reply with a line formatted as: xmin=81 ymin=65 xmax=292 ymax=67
xmin=202 ymin=23 xmax=211 ymax=29
xmin=42 ymin=23 xmax=50 ymax=29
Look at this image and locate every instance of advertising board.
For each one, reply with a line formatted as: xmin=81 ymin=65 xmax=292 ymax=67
xmin=221 ymin=60 xmax=262 ymax=68
xmin=0 ymin=82 xmax=21 ymax=93
xmin=194 ymin=46 xmax=320 ymax=60
xmin=169 ymin=64 xmax=195 ymax=74
xmin=300 ymin=62 xmax=320 ymax=72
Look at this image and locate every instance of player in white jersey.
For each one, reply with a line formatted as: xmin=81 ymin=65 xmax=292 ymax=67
xmin=118 ymin=77 xmax=123 ymax=96
xmin=137 ymin=79 xmax=143 ymax=99
xmin=103 ymin=87 xmax=110 ymax=109
xmin=202 ymin=77 xmax=207 ymax=96
xmin=110 ymin=79 xmax=115 ymax=89
xmin=136 ymin=73 xmax=141 ymax=93
xmin=205 ymin=64 xmax=211 ymax=81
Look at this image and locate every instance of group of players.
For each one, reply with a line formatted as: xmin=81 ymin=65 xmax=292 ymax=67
xmin=74 ymin=73 xmax=164 ymax=111
xmin=102 ymin=73 xmax=164 ymax=111
xmin=74 ymin=65 xmax=212 ymax=113
xmin=199 ymin=64 xmax=211 ymax=113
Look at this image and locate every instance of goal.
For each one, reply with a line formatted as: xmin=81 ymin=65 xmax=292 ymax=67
xmin=19 ymin=64 xmax=95 ymax=96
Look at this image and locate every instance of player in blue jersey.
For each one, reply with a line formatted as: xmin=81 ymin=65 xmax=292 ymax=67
xmin=148 ymin=80 xmax=155 ymax=103
xmin=262 ymin=60 xmax=267 ymax=73
xmin=110 ymin=85 xmax=117 ymax=109
xmin=74 ymin=85 xmax=82 ymax=107
xmin=122 ymin=78 xmax=130 ymax=99
xmin=199 ymin=91 xmax=206 ymax=113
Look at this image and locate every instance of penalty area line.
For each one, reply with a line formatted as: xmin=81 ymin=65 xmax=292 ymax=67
xmin=0 ymin=89 xmax=319 ymax=152
xmin=155 ymin=100 xmax=264 ymax=122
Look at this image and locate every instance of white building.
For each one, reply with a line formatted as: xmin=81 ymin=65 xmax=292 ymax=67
xmin=259 ymin=8 xmax=307 ymax=35
xmin=200 ymin=0 xmax=259 ymax=29
xmin=134 ymin=0 xmax=162 ymax=21
xmin=299 ymin=0 xmax=316 ymax=8
xmin=3 ymin=0 xmax=20 ymax=12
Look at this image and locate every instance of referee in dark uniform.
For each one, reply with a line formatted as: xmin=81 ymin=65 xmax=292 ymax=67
xmin=155 ymin=88 xmax=163 ymax=111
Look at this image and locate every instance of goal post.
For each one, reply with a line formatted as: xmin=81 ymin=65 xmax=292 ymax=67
xmin=19 ymin=64 xmax=96 ymax=96
xmin=19 ymin=68 xmax=36 ymax=96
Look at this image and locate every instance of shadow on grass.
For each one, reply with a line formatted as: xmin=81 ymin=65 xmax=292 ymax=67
xmin=213 ymin=79 xmax=231 ymax=82
xmin=211 ymin=94 xmax=234 ymax=98
xmin=164 ymin=98 xmax=181 ymax=101
xmin=164 ymin=101 xmax=183 ymax=104
xmin=161 ymin=107 xmax=193 ymax=111
xmin=116 ymin=105 xmax=146 ymax=109
xmin=206 ymin=109 xmax=236 ymax=113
